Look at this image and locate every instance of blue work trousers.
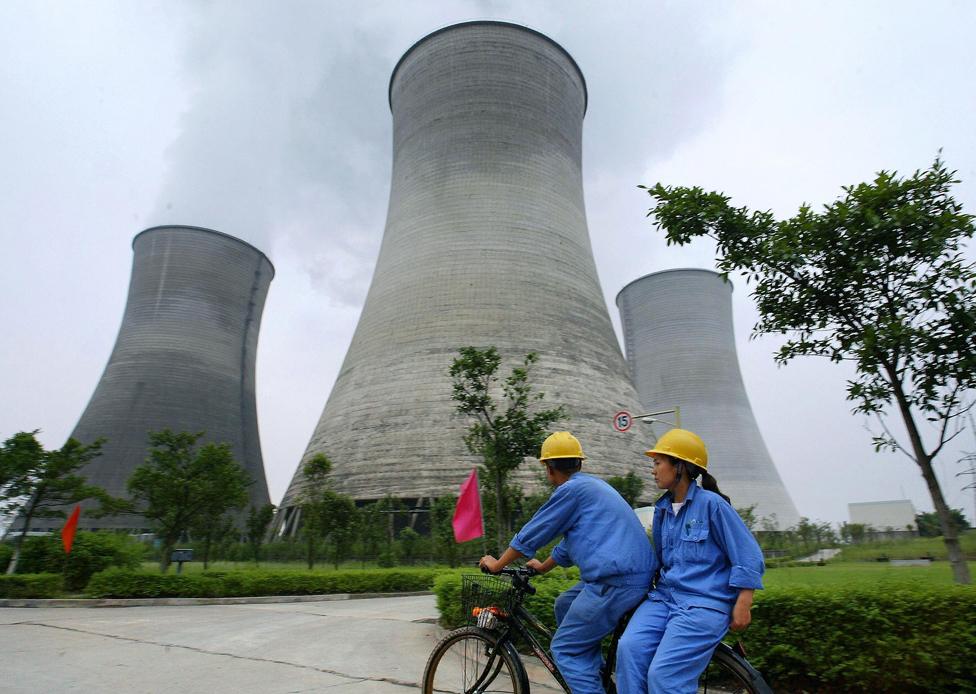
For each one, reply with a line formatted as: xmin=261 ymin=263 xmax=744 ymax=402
xmin=615 ymin=597 xmax=729 ymax=694
xmin=551 ymin=581 xmax=646 ymax=694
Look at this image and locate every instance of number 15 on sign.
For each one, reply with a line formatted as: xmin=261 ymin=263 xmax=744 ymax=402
xmin=613 ymin=411 xmax=632 ymax=432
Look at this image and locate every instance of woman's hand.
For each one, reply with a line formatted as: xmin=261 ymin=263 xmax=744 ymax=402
xmin=730 ymin=589 xmax=754 ymax=632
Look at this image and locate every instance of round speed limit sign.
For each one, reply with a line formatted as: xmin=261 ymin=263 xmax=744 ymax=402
xmin=612 ymin=410 xmax=632 ymax=432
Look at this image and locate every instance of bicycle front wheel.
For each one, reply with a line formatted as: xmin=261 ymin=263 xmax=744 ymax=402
xmin=422 ymin=626 xmax=528 ymax=694
xmin=697 ymin=643 xmax=773 ymax=694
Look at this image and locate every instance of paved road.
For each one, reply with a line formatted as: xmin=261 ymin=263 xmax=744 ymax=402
xmin=0 ymin=595 xmax=444 ymax=693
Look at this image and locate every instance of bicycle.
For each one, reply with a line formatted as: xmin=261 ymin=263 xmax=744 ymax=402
xmin=422 ymin=566 xmax=772 ymax=693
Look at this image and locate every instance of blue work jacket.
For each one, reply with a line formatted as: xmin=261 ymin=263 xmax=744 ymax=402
xmin=511 ymin=473 xmax=652 ymax=586
xmin=650 ymin=480 xmax=764 ymax=613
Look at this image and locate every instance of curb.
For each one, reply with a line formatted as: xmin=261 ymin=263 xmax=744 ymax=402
xmin=0 ymin=590 xmax=434 ymax=609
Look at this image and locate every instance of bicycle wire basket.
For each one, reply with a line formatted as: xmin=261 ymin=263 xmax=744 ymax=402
xmin=461 ymin=574 xmax=516 ymax=625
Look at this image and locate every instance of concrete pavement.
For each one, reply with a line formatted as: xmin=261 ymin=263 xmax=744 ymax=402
xmin=0 ymin=594 xmax=445 ymax=693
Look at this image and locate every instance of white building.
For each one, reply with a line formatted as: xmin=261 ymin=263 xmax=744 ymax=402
xmin=848 ymin=500 xmax=917 ymax=532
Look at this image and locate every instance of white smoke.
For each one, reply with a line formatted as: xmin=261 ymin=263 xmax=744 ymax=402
xmin=147 ymin=0 xmax=738 ymax=307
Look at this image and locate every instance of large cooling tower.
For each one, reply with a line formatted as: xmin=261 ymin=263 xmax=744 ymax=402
xmin=616 ymin=269 xmax=800 ymax=528
xmin=46 ymin=225 xmax=274 ymax=531
xmin=275 ymin=21 xmax=649 ymax=530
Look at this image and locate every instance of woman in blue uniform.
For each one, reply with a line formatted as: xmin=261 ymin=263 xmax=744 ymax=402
xmin=616 ymin=428 xmax=764 ymax=694
xmin=480 ymin=431 xmax=652 ymax=694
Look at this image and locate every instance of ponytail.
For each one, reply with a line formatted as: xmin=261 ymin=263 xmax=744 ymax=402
xmin=688 ymin=465 xmax=731 ymax=505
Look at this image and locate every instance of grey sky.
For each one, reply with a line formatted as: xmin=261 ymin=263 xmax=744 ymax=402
xmin=2 ymin=1 xmax=974 ymax=525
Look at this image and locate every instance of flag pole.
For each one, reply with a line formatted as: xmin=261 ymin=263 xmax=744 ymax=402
xmin=479 ymin=470 xmax=487 ymax=557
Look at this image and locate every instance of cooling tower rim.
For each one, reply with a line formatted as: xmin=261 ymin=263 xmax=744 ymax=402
xmin=388 ymin=20 xmax=588 ymax=115
xmin=615 ymin=267 xmax=733 ymax=306
xmin=132 ymin=225 xmax=276 ymax=278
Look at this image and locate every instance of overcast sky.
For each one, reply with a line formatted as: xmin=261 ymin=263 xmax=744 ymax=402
xmin=2 ymin=1 xmax=974 ymax=525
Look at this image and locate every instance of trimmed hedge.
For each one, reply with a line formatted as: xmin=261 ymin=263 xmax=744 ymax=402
xmin=0 ymin=573 xmax=63 ymax=598
xmin=86 ymin=567 xmax=442 ymax=598
xmin=747 ymin=586 xmax=976 ymax=693
xmin=433 ymin=569 xmax=578 ymax=632
xmin=432 ymin=574 xmax=976 ymax=693
xmin=15 ymin=532 xmax=145 ymax=591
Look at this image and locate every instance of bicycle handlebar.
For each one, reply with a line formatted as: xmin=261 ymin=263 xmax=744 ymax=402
xmin=480 ymin=564 xmax=537 ymax=595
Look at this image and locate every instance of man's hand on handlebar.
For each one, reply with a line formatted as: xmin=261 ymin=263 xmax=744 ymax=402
xmin=525 ymin=558 xmax=554 ymax=574
xmin=479 ymin=555 xmax=501 ymax=573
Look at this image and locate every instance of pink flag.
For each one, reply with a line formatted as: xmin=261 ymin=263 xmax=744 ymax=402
xmin=452 ymin=468 xmax=484 ymax=543
xmin=62 ymin=505 xmax=81 ymax=554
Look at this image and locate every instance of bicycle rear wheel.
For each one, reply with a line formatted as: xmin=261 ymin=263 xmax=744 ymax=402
xmin=422 ymin=626 xmax=528 ymax=694
xmin=697 ymin=643 xmax=773 ymax=694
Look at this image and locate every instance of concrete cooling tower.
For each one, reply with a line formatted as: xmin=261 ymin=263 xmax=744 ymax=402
xmin=616 ymin=269 xmax=800 ymax=528
xmin=275 ymin=21 xmax=649 ymax=532
xmin=41 ymin=225 xmax=274 ymax=531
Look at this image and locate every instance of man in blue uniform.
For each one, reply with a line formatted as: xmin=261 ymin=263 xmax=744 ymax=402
xmin=479 ymin=431 xmax=652 ymax=694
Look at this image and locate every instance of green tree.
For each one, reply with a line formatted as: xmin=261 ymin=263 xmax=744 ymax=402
xmin=430 ymin=496 xmax=460 ymax=567
xmin=794 ymin=517 xmax=817 ymax=552
xmin=190 ymin=512 xmax=235 ymax=569
xmin=299 ymin=454 xmax=332 ymax=569
xmin=325 ymin=493 xmax=357 ymax=569
xmin=607 ymin=471 xmax=645 ymax=508
xmin=839 ymin=522 xmax=871 ymax=544
xmin=357 ymin=502 xmax=387 ymax=566
xmin=246 ymin=503 xmax=276 ymax=563
xmin=735 ymin=504 xmax=758 ymax=533
xmin=916 ymin=508 xmax=970 ymax=537
xmin=643 ymin=158 xmax=975 ymax=583
xmin=398 ymin=526 xmax=421 ymax=565
xmin=127 ymin=430 xmax=250 ymax=572
xmin=1 ymin=431 xmax=128 ymax=574
xmin=450 ymin=347 xmax=565 ymax=552
xmin=298 ymin=454 xmax=358 ymax=569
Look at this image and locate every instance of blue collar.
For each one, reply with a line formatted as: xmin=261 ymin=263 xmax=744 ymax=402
xmin=654 ymin=479 xmax=700 ymax=511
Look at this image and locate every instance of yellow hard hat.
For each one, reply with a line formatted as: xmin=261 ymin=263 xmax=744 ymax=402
xmin=645 ymin=428 xmax=708 ymax=470
xmin=539 ymin=431 xmax=586 ymax=463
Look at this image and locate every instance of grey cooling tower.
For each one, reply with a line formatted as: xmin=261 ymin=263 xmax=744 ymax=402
xmin=54 ymin=225 xmax=273 ymax=530
xmin=275 ymin=21 xmax=649 ymax=529
xmin=616 ymin=269 xmax=800 ymax=528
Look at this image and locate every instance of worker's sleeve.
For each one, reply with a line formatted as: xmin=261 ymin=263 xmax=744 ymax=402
xmin=509 ymin=484 xmax=577 ymax=559
xmin=710 ymin=500 xmax=765 ymax=590
xmin=550 ymin=540 xmax=572 ymax=567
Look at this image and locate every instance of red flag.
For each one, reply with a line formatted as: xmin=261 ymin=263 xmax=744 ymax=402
xmin=62 ymin=505 xmax=81 ymax=554
xmin=452 ymin=468 xmax=484 ymax=543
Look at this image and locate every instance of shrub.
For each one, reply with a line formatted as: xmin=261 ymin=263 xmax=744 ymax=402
xmin=0 ymin=543 xmax=12 ymax=573
xmin=745 ymin=586 xmax=976 ymax=693
xmin=432 ymin=577 xmax=976 ymax=693
xmin=0 ymin=573 xmax=63 ymax=598
xmin=86 ymin=567 xmax=444 ymax=598
xmin=16 ymin=532 xmax=145 ymax=591
xmin=433 ymin=568 xmax=579 ymax=630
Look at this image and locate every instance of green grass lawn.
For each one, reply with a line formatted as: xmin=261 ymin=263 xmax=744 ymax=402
xmin=832 ymin=532 xmax=976 ymax=561
xmin=138 ymin=560 xmax=432 ymax=573
xmin=765 ymin=561 xmax=976 ymax=589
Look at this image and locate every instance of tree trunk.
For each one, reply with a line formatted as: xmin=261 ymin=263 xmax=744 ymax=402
xmin=6 ymin=489 xmax=41 ymax=575
xmin=917 ymin=452 xmax=971 ymax=584
xmin=159 ymin=539 xmax=175 ymax=573
xmin=202 ymin=535 xmax=211 ymax=570
xmin=306 ymin=535 xmax=314 ymax=570
xmin=888 ymin=374 xmax=971 ymax=584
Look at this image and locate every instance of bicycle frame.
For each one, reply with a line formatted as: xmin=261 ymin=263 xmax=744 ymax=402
xmin=496 ymin=602 xmax=571 ymax=693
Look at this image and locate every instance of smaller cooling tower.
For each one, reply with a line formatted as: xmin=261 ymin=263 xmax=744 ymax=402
xmin=36 ymin=225 xmax=274 ymax=531
xmin=616 ymin=269 xmax=800 ymax=528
